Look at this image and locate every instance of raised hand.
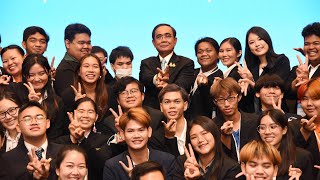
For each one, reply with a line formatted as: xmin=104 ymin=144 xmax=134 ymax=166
xmin=293 ymin=47 xmax=305 ymax=56
xmin=156 ymin=66 xmax=169 ymax=88
xmin=162 ymin=119 xmax=177 ymax=138
xmin=24 ymin=82 xmax=41 ymax=101
xmin=235 ymin=171 xmax=256 ymax=180
xmin=109 ymin=105 xmax=125 ymax=143
xmin=119 ymin=155 xmax=133 ymax=178
xmin=0 ymin=75 xmax=11 ymax=85
xmin=300 ymin=115 xmax=317 ymax=132
xmin=238 ymin=78 xmax=255 ymax=96
xmin=288 ymin=165 xmax=302 ymax=180
xmin=295 ymin=54 xmax=310 ymax=87
xmin=67 ymin=111 xmax=85 ymax=143
xmin=196 ymin=73 xmax=208 ymax=86
xmin=236 ymin=60 xmax=253 ymax=81
xmin=221 ymin=121 xmax=233 ymax=135
xmin=271 ymin=95 xmax=284 ymax=113
xmin=314 ymin=165 xmax=320 ymax=170
xmin=49 ymin=56 xmax=56 ymax=81
xmin=184 ymin=144 xmax=200 ymax=180
xmin=27 ymin=148 xmax=52 ymax=179
xmin=71 ymin=83 xmax=86 ymax=101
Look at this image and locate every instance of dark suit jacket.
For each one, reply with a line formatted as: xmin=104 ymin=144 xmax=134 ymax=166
xmin=8 ymin=82 xmax=65 ymax=139
xmin=0 ymin=134 xmax=23 ymax=155
xmin=54 ymin=52 xmax=79 ymax=96
xmin=186 ymin=68 xmax=223 ymax=120
xmin=103 ymin=148 xmax=175 ymax=180
xmin=139 ymin=53 xmax=194 ymax=109
xmin=54 ymin=132 xmax=113 ymax=180
xmin=0 ymin=141 xmax=63 ymax=180
xmin=226 ymin=65 xmax=241 ymax=82
xmin=214 ymin=111 xmax=259 ymax=162
xmin=173 ymin=154 xmax=244 ymax=180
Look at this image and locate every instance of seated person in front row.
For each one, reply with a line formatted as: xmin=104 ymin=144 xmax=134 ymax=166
xmin=103 ymin=107 xmax=175 ymax=180
xmin=210 ymin=77 xmax=259 ymax=162
xmin=54 ymin=97 xmax=113 ymax=180
xmin=173 ymin=116 xmax=243 ymax=180
xmin=0 ymin=101 xmax=63 ymax=180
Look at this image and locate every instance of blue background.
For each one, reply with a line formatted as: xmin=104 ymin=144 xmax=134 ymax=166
xmin=1 ymin=0 xmax=319 ymax=78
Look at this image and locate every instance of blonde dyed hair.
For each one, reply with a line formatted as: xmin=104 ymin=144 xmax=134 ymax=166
xmin=119 ymin=107 xmax=151 ymax=131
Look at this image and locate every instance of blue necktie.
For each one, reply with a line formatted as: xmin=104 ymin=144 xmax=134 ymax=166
xmin=35 ymin=148 xmax=44 ymax=160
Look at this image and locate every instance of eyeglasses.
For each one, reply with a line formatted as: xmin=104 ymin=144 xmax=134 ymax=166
xmin=119 ymin=88 xmax=140 ymax=97
xmin=155 ymin=33 xmax=173 ymax=40
xmin=21 ymin=115 xmax=46 ymax=125
xmin=257 ymin=124 xmax=280 ymax=134
xmin=0 ymin=107 xmax=19 ymax=121
xmin=214 ymin=94 xmax=238 ymax=105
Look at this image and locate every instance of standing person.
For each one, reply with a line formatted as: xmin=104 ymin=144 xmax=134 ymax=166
xmin=139 ymin=23 xmax=194 ymax=109
xmin=210 ymin=77 xmax=259 ymax=162
xmin=256 ymin=109 xmax=313 ymax=179
xmin=0 ymin=45 xmax=25 ymax=83
xmin=173 ymin=116 xmax=243 ymax=180
xmin=103 ymin=107 xmax=175 ymax=180
xmin=0 ymin=86 xmax=22 ymax=154
xmin=22 ymin=26 xmax=49 ymax=55
xmin=186 ymin=37 xmax=223 ymax=120
xmin=8 ymin=54 xmax=65 ymax=139
xmin=0 ymin=101 xmax=63 ymax=179
xmin=54 ymin=23 xmax=92 ymax=96
xmin=91 ymin=45 xmax=114 ymax=85
xmin=244 ymin=26 xmax=290 ymax=112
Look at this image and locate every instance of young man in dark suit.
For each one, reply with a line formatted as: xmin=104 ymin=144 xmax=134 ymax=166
xmin=54 ymin=23 xmax=92 ymax=96
xmin=139 ymin=23 xmax=194 ymax=109
xmin=22 ymin=26 xmax=49 ymax=56
xmin=210 ymin=77 xmax=259 ymax=162
xmin=0 ymin=101 xmax=63 ymax=180
xmin=103 ymin=107 xmax=175 ymax=180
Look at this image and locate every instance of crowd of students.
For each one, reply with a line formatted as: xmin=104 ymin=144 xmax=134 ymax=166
xmin=0 ymin=21 xmax=319 ymax=180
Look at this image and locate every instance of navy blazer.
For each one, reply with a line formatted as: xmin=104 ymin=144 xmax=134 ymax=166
xmin=139 ymin=53 xmax=194 ymax=109
xmin=0 ymin=141 xmax=63 ymax=180
xmin=103 ymin=148 xmax=175 ymax=180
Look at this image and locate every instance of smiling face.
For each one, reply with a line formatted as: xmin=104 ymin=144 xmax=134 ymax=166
xmin=1 ymin=49 xmax=24 ymax=77
xmin=248 ymin=33 xmax=269 ymax=58
xmin=79 ymin=56 xmax=101 ymax=84
xmin=241 ymin=156 xmax=278 ymax=180
xmin=190 ymin=124 xmax=215 ymax=157
xmin=152 ymin=25 xmax=177 ymax=56
xmin=22 ymin=32 xmax=48 ymax=55
xmin=160 ymin=91 xmax=187 ymax=122
xmin=75 ymin=101 xmax=97 ymax=131
xmin=65 ymin=33 xmax=92 ymax=61
xmin=256 ymin=86 xmax=283 ymax=110
xmin=196 ymin=42 xmax=218 ymax=72
xmin=304 ymin=34 xmax=320 ymax=66
xmin=258 ymin=115 xmax=287 ymax=148
xmin=117 ymin=82 xmax=144 ymax=111
xmin=27 ymin=63 xmax=49 ymax=93
xmin=219 ymin=41 xmax=241 ymax=67
xmin=301 ymin=90 xmax=320 ymax=118
xmin=0 ymin=99 xmax=19 ymax=131
xmin=122 ymin=120 xmax=152 ymax=151
xmin=56 ymin=150 xmax=87 ymax=180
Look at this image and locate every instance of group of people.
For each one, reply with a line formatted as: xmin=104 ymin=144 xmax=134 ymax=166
xmin=0 ymin=21 xmax=319 ymax=180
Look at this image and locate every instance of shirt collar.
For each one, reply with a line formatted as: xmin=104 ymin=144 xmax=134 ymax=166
xmin=5 ymin=131 xmax=21 ymax=142
xmin=223 ymin=64 xmax=237 ymax=78
xmin=64 ymin=52 xmax=79 ymax=62
xmin=159 ymin=51 xmax=174 ymax=63
xmin=198 ymin=158 xmax=214 ymax=175
xmin=24 ymin=139 xmax=48 ymax=155
xmin=175 ymin=118 xmax=187 ymax=142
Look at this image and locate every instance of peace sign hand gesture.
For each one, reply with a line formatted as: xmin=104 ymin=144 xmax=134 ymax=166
xmin=184 ymin=144 xmax=201 ymax=180
xmin=162 ymin=119 xmax=177 ymax=139
xmin=236 ymin=60 xmax=253 ymax=81
xmin=71 ymin=83 xmax=86 ymax=101
xmin=67 ymin=111 xmax=85 ymax=143
xmin=288 ymin=165 xmax=302 ymax=180
xmin=27 ymin=148 xmax=52 ymax=179
xmin=24 ymin=82 xmax=41 ymax=101
xmin=295 ymin=54 xmax=310 ymax=87
xmin=271 ymin=95 xmax=284 ymax=114
xmin=0 ymin=75 xmax=11 ymax=85
xmin=48 ymin=56 xmax=56 ymax=81
xmin=109 ymin=105 xmax=125 ymax=143
xmin=119 ymin=155 xmax=133 ymax=178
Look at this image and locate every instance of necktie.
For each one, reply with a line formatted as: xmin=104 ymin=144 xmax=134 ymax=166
xmin=35 ymin=148 xmax=44 ymax=160
xmin=161 ymin=59 xmax=167 ymax=70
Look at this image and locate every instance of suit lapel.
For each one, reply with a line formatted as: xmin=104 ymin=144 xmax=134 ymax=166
xmin=168 ymin=53 xmax=179 ymax=83
xmin=311 ymin=67 xmax=320 ymax=79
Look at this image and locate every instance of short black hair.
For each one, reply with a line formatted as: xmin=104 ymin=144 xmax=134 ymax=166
xmin=18 ymin=101 xmax=47 ymax=118
xmin=92 ymin=46 xmax=108 ymax=58
xmin=254 ymin=74 xmax=285 ymax=93
xmin=1 ymin=44 xmax=25 ymax=57
xmin=131 ymin=161 xmax=165 ymax=180
xmin=194 ymin=37 xmax=220 ymax=57
xmin=302 ymin=22 xmax=320 ymax=38
xmin=152 ymin=23 xmax=176 ymax=40
xmin=109 ymin=46 xmax=134 ymax=64
xmin=158 ymin=84 xmax=188 ymax=102
xmin=23 ymin=26 xmax=50 ymax=43
xmin=64 ymin=23 xmax=91 ymax=42
xmin=114 ymin=76 xmax=144 ymax=97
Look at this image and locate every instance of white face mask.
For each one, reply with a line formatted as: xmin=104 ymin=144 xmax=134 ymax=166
xmin=115 ymin=68 xmax=132 ymax=79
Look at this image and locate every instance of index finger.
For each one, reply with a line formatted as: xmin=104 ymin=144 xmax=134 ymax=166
xmin=70 ymin=85 xmax=78 ymax=94
xmin=235 ymin=62 xmax=243 ymax=70
xmin=242 ymin=59 xmax=247 ymax=68
xmin=67 ymin=112 xmax=75 ymax=123
xmin=188 ymin=143 xmax=195 ymax=158
xmin=183 ymin=145 xmax=191 ymax=158
xmin=50 ymin=56 xmax=55 ymax=68
xmin=126 ymin=155 xmax=133 ymax=168
xmin=23 ymin=83 xmax=32 ymax=92
xmin=305 ymin=54 xmax=309 ymax=65
xmin=109 ymin=108 xmax=119 ymax=118
xmin=118 ymin=105 xmax=123 ymax=115
xmin=308 ymin=115 xmax=317 ymax=124
xmin=296 ymin=55 xmax=303 ymax=66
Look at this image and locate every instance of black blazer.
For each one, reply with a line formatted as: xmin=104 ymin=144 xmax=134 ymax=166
xmin=0 ymin=141 xmax=63 ymax=180
xmin=139 ymin=53 xmax=194 ymax=109
xmin=103 ymin=148 xmax=175 ymax=180
xmin=55 ymin=132 xmax=113 ymax=180
xmin=0 ymin=134 xmax=23 ymax=155
xmin=226 ymin=65 xmax=241 ymax=82
xmin=173 ymin=154 xmax=244 ymax=180
xmin=186 ymin=68 xmax=223 ymax=120
xmin=214 ymin=111 xmax=259 ymax=162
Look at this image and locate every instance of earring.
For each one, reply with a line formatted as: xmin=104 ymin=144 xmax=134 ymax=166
xmin=93 ymin=122 xmax=97 ymax=133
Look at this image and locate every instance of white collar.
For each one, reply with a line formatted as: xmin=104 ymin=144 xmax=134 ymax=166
xmin=223 ymin=64 xmax=237 ymax=78
xmin=4 ymin=131 xmax=21 ymax=142
xmin=24 ymin=139 xmax=48 ymax=155
xmin=159 ymin=52 xmax=174 ymax=62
